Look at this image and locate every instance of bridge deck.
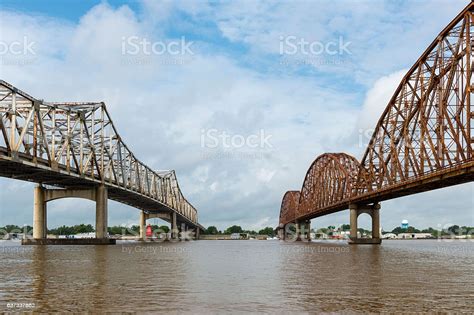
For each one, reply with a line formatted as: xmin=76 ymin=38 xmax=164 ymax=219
xmin=294 ymin=161 xmax=474 ymax=222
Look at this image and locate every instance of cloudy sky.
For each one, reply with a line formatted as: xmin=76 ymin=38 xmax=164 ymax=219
xmin=0 ymin=0 xmax=472 ymax=231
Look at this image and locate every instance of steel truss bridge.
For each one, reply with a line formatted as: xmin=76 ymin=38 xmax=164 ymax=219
xmin=279 ymin=2 xmax=474 ymax=243
xmin=0 ymin=80 xmax=203 ymax=241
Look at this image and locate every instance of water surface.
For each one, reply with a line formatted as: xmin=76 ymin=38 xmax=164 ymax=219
xmin=0 ymin=240 xmax=473 ymax=313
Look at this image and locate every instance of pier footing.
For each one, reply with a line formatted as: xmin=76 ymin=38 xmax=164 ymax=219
xmin=22 ymin=238 xmax=116 ymax=245
xmin=348 ymin=238 xmax=382 ymax=245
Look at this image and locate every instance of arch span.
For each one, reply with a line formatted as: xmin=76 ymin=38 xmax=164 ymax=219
xmin=279 ymin=190 xmax=300 ymax=225
xmin=297 ymin=153 xmax=360 ymax=220
xmin=279 ymin=153 xmax=360 ymax=225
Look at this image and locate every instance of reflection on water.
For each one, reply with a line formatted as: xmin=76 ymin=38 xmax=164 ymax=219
xmin=0 ymin=240 xmax=473 ymax=312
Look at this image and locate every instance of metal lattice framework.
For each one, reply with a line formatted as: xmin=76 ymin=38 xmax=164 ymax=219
xmin=296 ymin=153 xmax=360 ymax=218
xmin=280 ymin=2 xmax=474 ymax=225
xmin=356 ymin=3 xmax=473 ymax=195
xmin=279 ymin=191 xmax=300 ymax=225
xmin=0 ymin=80 xmax=198 ymax=225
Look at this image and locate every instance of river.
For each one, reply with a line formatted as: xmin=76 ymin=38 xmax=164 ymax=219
xmin=0 ymin=239 xmax=473 ymax=313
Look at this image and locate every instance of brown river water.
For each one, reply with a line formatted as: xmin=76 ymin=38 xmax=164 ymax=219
xmin=0 ymin=239 xmax=473 ymax=313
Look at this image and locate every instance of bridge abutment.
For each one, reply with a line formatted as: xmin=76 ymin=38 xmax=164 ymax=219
xmin=349 ymin=203 xmax=381 ymax=245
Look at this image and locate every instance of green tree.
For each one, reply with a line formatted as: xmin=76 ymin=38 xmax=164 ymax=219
xmin=318 ymin=228 xmax=328 ymax=234
xmin=258 ymin=227 xmax=275 ymax=237
xmin=159 ymin=225 xmax=170 ymax=233
xmin=421 ymin=227 xmax=440 ymax=238
xmin=205 ymin=226 xmax=218 ymax=235
xmin=225 ymin=225 xmax=243 ymax=234
xmin=129 ymin=225 xmax=140 ymax=234
xmin=447 ymin=225 xmax=460 ymax=235
xmin=391 ymin=226 xmax=420 ymax=234
xmin=341 ymin=224 xmax=351 ymax=231
xmin=357 ymin=228 xmax=370 ymax=236
xmin=75 ymin=224 xmax=94 ymax=234
xmin=108 ymin=225 xmax=142 ymax=235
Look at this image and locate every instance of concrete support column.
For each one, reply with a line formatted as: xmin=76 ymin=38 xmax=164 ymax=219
xmin=349 ymin=204 xmax=358 ymax=241
xmin=295 ymin=221 xmax=302 ymax=241
xmin=372 ymin=203 xmax=381 ymax=239
xmin=180 ymin=223 xmax=186 ymax=241
xmin=195 ymin=227 xmax=200 ymax=240
xmin=185 ymin=224 xmax=189 ymax=241
xmin=139 ymin=210 xmax=146 ymax=240
xmin=306 ymin=220 xmax=311 ymax=241
xmin=95 ymin=185 xmax=108 ymax=239
xmin=349 ymin=203 xmax=381 ymax=245
xmin=33 ymin=185 xmax=46 ymax=239
xmin=171 ymin=212 xmax=177 ymax=240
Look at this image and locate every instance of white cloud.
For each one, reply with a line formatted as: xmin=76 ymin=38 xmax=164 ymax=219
xmin=357 ymin=69 xmax=406 ymax=132
xmin=145 ymin=0 xmax=467 ymax=84
xmin=256 ymin=169 xmax=275 ymax=183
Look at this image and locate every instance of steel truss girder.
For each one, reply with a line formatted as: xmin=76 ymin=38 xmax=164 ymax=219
xmin=0 ymin=80 xmax=198 ymax=224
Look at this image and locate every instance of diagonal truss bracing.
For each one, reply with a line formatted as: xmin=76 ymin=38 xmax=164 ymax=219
xmin=0 ymin=80 xmax=198 ymax=224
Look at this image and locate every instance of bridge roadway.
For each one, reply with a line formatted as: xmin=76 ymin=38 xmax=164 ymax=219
xmin=0 ymin=80 xmax=203 ymax=242
xmin=278 ymin=2 xmax=474 ymax=244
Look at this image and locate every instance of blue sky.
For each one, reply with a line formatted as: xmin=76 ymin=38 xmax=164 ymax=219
xmin=0 ymin=0 xmax=472 ymax=231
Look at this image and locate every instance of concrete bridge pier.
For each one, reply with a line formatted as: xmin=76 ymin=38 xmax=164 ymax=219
xmin=139 ymin=211 xmax=174 ymax=240
xmin=304 ymin=220 xmax=311 ymax=241
xmin=27 ymin=184 xmax=114 ymax=245
xmin=33 ymin=185 xmax=47 ymax=239
xmin=138 ymin=210 xmax=199 ymax=241
xmin=277 ymin=225 xmax=284 ymax=240
xmin=295 ymin=222 xmax=301 ymax=240
xmin=171 ymin=211 xmax=178 ymax=240
xmin=295 ymin=220 xmax=311 ymax=241
xmin=95 ymin=184 xmax=108 ymax=239
xmin=180 ymin=223 xmax=188 ymax=241
xmin=139 ymin=210 xmax=146 ymax=240
xmin=349 ymin=203 xmax=381 ymax=245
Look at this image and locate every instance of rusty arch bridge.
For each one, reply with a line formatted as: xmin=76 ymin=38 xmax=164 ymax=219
xmin=0 ymin=80 xmax=204 ymax=243
xmin=278 ymin=2 xmax=474 ymax=244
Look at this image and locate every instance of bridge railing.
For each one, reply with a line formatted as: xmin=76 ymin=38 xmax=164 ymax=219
xmin=0 ymin=80 xmax=197 ymax=224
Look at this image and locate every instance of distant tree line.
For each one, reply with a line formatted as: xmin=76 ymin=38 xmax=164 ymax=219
xmin=0 ymin=225 xmax=32 ymax=234
xmin=203 ymin=225 xmax=275 ymax=237
xmin=201 ymin=223 xmax=474 ymax=238
xmin=390 ymin=225 xmax=474 ymax=237
xmin=2 ymin=223 xmax=472 ymax=238
xmin=204 ymin=225 xmax=275 ymax=237
xmin=314 ymin=224 xmax=474 ymax=238
xmin=0 ymin=224 xmax=171 ymax=236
